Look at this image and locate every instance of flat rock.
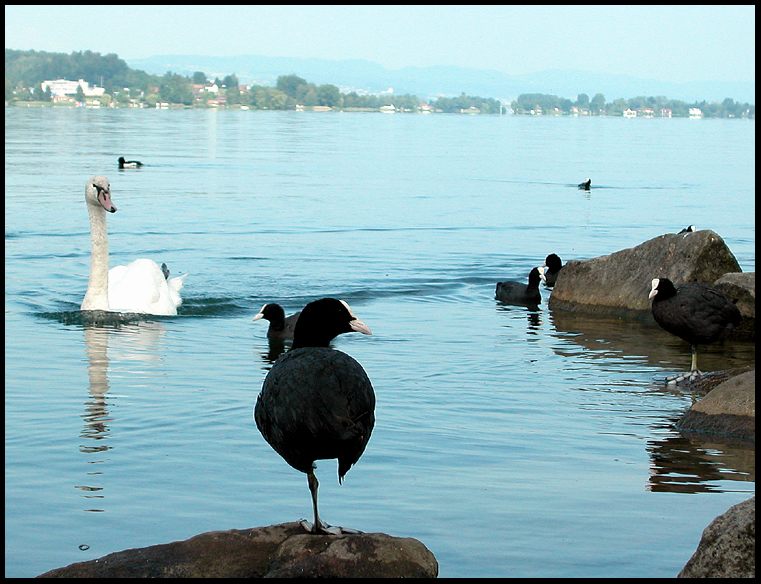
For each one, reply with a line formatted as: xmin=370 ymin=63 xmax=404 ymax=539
xmin=36 ymin=523 xmax=438 ymax=578
xmin=677 ymin=370 xmax=755 ymax=443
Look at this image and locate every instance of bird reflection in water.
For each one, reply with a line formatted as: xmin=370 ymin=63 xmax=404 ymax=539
xmin=259 ymin=338 xmax=288 ymax=367
xmin=495 ymin=303 xmax=543 ymax=338
xmin=526 ymin=309 xmax=542 ymax=334
xmin=77 ymin=320 xmax=166 ymax=511
xmin=646 ymin=418 xmax=755 ymax=494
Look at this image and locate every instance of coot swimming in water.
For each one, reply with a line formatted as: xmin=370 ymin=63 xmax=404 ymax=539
xmin=542 ymin=254 xmax=563 ymax=288
xmin=252 ymin=303 xmax=301 ymax=341
xmin=578 ymin=178 xmax=591 ymax=190
xmin=254 ymin=298 xmax=374 ymax=534
xmin=118 ymin=156 xmax=143 ymax=169
xmin=648 ymin=277 xmax=741 ymax=385
xmin=495 ymin=267 xmax=544 ymax=307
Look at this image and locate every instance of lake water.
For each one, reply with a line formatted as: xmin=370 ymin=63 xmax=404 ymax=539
xmin=4 ymin=107 xmax=755 ymax=578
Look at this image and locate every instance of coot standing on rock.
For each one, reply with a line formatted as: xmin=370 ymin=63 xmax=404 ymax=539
xmin=542 ymin=254 xmax=564 ymax=287
xmin=252 ymin=303 xmax=301 ymax=341
xmin=118 ymin=156 xmax=143 ymax=169
xmin=495 ymin=267 xmax=544 ymax=306
xmin=254 ymin=298 xmax=374 ymax=535
xmin=648 ymin=277 xmax=741 ymax=385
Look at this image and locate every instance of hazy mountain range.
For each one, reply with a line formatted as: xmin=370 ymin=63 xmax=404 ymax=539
xmin=127 ymin=54 xmax=755 ymax=104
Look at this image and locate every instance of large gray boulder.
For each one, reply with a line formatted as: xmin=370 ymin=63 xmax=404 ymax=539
xmin=548 ymin=230 xmax=741 ymax=318
xmin=678 ymin=496 xmax=755 ymax=578
xmin=36 ymin=523 xmax=439 ymax=578
xmin=677 ymin=370 xmax=755 ymax=443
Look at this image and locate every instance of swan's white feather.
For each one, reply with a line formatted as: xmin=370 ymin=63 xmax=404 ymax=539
xmin=107 ymin=259 xmax=184 ymax=316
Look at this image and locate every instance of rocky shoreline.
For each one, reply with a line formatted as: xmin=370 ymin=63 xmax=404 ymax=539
xmin=548 ymin=228 xmax=755 ymax=577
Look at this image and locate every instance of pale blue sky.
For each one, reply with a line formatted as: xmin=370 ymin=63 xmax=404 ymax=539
xmin=5 ymin=5 xmax=755 ymax=83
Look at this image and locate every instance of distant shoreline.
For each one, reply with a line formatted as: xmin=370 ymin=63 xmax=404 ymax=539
xmin=6 ymin=101 xmax=755 ymax=120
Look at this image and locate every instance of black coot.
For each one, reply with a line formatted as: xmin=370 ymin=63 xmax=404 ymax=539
xmin=252 ymin=303 xmax=301 ymax=341
xmin=496 ymin=267 xmax=543 ymax=306
xmin=254 ymin=298 xmax=374 ymax=534
xmin=542 ymin=254 xmax=563 ymax=287
xmin=649 ymin=277 xmax=741 ymax=384
xmin=578 ymin=178 xmax=591 ymax=190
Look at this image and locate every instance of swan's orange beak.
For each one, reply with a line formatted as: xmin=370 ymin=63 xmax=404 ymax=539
xmin=98 ymin=190 xmax=117 ymax=213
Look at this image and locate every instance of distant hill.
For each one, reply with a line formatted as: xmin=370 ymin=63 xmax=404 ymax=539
xmin=127 ymin=53 xmax=755 ymax=103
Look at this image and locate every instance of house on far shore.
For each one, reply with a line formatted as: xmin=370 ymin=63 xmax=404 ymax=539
xmin=40 ymin=78 xmax=105 ymax=98
xmin=689 ymin=107 xmax=704 ymax=118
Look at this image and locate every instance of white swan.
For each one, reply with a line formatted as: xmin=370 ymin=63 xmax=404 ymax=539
xmin=80 ymin=176 xmax=187 ymax=315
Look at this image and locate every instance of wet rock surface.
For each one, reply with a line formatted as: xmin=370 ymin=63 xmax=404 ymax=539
xmin=36 ymin=522 xmax=439 ymax=578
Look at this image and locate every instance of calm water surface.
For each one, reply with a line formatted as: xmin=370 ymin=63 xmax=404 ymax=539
xmin=5 ymin=108 xmax=755 ymax=577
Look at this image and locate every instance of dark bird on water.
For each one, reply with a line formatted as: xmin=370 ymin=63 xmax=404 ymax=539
xmin=648 ymin=277 xmax=741 ymax=385
xmin=254 ymin=298 xmax=374 ymax=535
xmin=118 ymin=156 xmax=143 ymax=169
xmin=578 ymin=178 xmax=591 ymax=190
xmin=542 ymin=253 xmax=564 ymax=288
xmin=495 ymin=266 xmax=544 ymax=307
xmin=252 ymin=302 xmax=301 ymax=341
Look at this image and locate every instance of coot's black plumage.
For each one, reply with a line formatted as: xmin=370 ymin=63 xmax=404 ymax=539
xmin=118 ymin=156 xmax=143 ymax=169
xmin=542 ymin=253 xmax=563 ymax=287
xmin=578 ymin=178 xmax=591 ymax=190
xmin=495 ymin=267 xmax=543 ymax=306
xmin=252 ymin=303 xmax=301 ymax=341
xmin=678 ymin=224 xmax=696 ymax=234
xmin=254 ymin=298 xmax=374 ymax=534
xmin=649 ymin=277 xmax=741 ymax=384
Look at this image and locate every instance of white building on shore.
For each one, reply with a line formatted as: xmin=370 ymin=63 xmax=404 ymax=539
xmin=40 ymin=78 xmax=105 ymax=98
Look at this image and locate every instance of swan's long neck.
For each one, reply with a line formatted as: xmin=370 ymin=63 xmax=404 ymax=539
xmin=81 ymin=203 xmax=110 ymax=311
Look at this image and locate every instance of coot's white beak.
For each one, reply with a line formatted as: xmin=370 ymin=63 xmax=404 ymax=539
xmin=648 ymin=279 xmax=659 ymax=300
xmin=252 ymin=303 xmax=267 ymax=321
xmin=350 ymin=319 xmax=372 ymax=336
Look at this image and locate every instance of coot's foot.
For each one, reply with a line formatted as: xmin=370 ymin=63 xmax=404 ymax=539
xmin=664 ymin=369 xmax=704 ymax=386
xmin=299 ymin=519 xmax=362 ymax=535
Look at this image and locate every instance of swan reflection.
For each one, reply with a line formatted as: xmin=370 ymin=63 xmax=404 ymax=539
xmin=78 ymin=320 xmax=166 ymax=511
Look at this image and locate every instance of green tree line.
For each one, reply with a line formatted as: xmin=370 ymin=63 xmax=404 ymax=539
xmin=512 ymin=92 xmax=754 ymax=118
xmin=5 ymin=48 xmax=754 ymax=118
